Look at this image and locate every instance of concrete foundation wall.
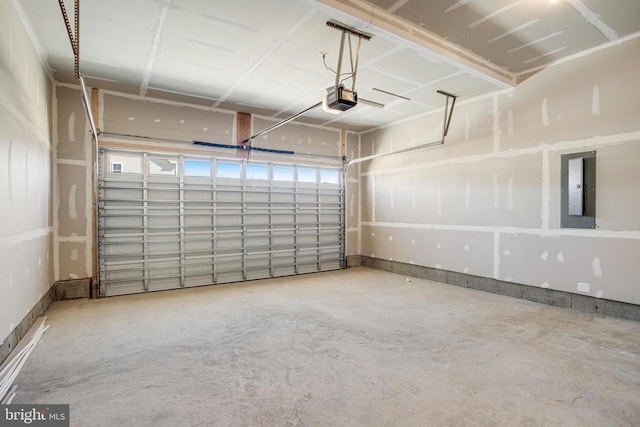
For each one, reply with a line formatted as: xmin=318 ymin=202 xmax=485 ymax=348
xmin=359 ymin=36 xmax=640 ymax=306
xmin=0 ymin=0 xmax=54 ymax=344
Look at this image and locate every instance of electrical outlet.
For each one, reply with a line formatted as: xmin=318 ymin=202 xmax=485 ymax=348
xmin=577 ymin=281 xmax=590 ymax=293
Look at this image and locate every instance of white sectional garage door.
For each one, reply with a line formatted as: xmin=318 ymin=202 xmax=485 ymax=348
xmin=98 ymin=149 xmax=345 ymax=296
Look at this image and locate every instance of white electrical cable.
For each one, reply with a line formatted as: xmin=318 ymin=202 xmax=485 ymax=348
xmin=0 ymin=320 xmax=49 ymax=403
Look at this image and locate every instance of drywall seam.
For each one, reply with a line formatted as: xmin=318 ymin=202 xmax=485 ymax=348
xmin=83 ymin=109 xmax=92 ymax=278
xmin=254 ymin=111 xmax=344 ymax=134
xmin=541 ymin=150 xmax=550 ymax=229
xmin=565 ymin=0 xmax=618 ymax=41
xmin=312 ymin=0 xmax=515 ymax=87
xmin=97 ymin=88 xmax=236 ymax=115
xmin=139 ymin=2 xmax=170 ymax=96
xmin=57 ymin=159 xmax=88 ymax=167
xmin=516 ymin=30 xmax=640 ymax=79
xmin=57 ymin=236 xmax=90 ymax=243
xmin=361 ymin=87 xmax=513 ymax=135
xmin=0 ymin=92 xmax=50 ymax=150
xmin=492 ymin=94 xmax=500 ymax=152
xmin=8 ymin=0 xmax=53 ymax=77
xmin=213 ymin=9 xmax=318 ymax=108
xmin=361 ymin=221 xmax=640 ymax=240
xmin=52 ymin=85 xmax=59 ymax=282
xmin=98 ymin=90 xmax=105 ymax=131
xmin=0 ymin=227 xmax=53 ymax=249
xmin=371 ymin=174 xmax=376 ymax=222
xmin=361 ymin=130 xmax=640 ymax=176
xmin=358 ymin=134 xmax=362 ymax=254
xmin=493 ymin=231 xmax=500 ymax=279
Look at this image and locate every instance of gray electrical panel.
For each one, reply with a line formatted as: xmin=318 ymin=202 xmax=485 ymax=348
xmin=561 ymin=151 xmax=596 ymax=229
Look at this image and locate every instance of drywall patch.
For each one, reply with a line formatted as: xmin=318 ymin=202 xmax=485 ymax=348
xmin=349 ymin=194 xmax=354 ymax=218
xmin=463 ymin=244 xmax=470 ymax=251
xmin=492 ymin=94 xmax=501 ymax=152
xmin=591 ymin=85 xmax=600 ymax=116
xmin=68 ymin=112 xmax=76 ymax=142
xmin=541 ymin=282 xmax=550 ymax=288
xmin=557 ymin=251 xmax=565 ymax=262
xmin=68 ymin=184 xmax=78 ymax=220
xmin=503 ymin=249 xmax=511 ymax=255
xmin=507 ymin=110 xmax=514 ymax=135
xmin=592 ymin=257 xmax=602 ymax=277
xmin=541 ymin=98 xmax=549 ymax=127
xmin=595 ymin=290 xmax=604 ymax=298
xmin=71 ymin=249 xmax=79 ymax=261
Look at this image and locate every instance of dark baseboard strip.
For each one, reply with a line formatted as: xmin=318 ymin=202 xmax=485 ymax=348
xmin=348 ymin=255 xmax=640 ymax=323
xmin=0 ymin=285 xmax=56 ymax=367
xmin=0 ymin=278 xmax=92 ymax=366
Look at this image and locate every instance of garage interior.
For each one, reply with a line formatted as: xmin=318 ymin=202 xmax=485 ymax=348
xmin=1 ymin=0 xmax=639 ymax=425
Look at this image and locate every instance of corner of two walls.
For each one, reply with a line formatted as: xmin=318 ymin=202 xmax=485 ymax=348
xmin=0 ymin=0 xmax=55 ymax=345
xmin=358 ymin=35 xmax=640 ymax=306
xmin=54 ymin=85 xmax=93 ymax=283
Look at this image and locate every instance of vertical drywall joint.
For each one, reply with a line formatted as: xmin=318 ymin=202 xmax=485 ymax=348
xmin=493 ymin=230 xmax=500 ymax=279
xmin=90 ymin=87 xmax=99 ymax=297
xmin=492 ymin=94 xmax=501 ymax=153
xmin=357 ymin=133 xmax=362 ymax=255
xmin=541 ymin=149 xmax=550 ymax=229
xmin=52 ymin=84 xmax=60 ymax=282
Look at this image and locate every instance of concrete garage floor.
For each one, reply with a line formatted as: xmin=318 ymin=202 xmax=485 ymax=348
xmin=14 ymin=267 xmax=640 ymax=426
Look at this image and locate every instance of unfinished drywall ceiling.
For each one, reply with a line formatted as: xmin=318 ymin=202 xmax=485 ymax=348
xmin=362 ymin=0 xmax=640 ymax=75
xmin=18 ymin=0 xmax=640 ymax=132
xmin=20 ymin=0 xmax=513 ymax=132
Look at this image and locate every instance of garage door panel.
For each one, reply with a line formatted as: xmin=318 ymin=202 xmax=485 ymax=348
xmin=99 ymin=149 xmax=344 ymax=296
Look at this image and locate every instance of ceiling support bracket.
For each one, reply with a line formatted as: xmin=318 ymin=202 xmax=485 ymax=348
xmin=437 ymin=90 xmax=458 ymax=143
xmin=346 ymin=90 xmax=459 ymax=168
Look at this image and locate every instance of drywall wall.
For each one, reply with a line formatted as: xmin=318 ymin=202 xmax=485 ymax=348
xmin=55 ymin=88 xmax=350 ymax=281
xmin=54 ymin=86 xmax=94 ymax=282
xmin=360 ymin=35 xmax=640 ymax=305
xmin=345 ymin=132 xmax=360 ymax=256
xmin=0 ymin=0 xmax=53 ymax=344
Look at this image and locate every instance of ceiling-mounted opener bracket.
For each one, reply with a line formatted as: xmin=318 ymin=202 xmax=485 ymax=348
xmin=325 ymin=20 xmax=371 ymax=93
xmin=437 ymin=90 xmax=458 ymax=143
